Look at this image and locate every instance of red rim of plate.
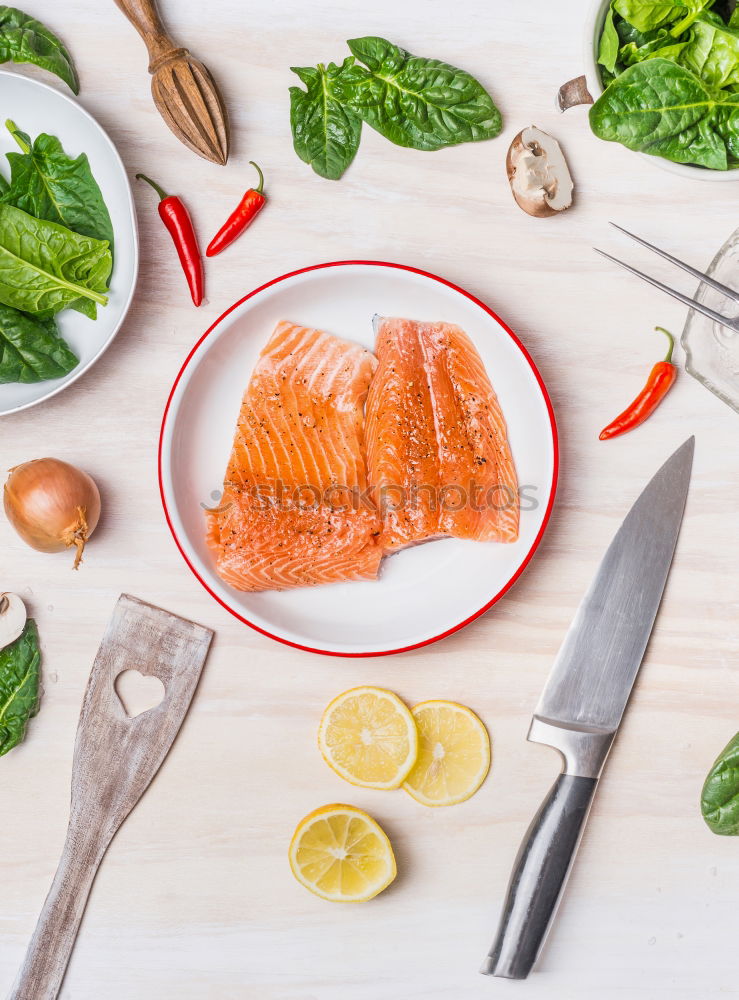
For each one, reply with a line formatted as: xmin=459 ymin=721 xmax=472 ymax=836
xmin=158 ymin=260 xmax=559 ymax=658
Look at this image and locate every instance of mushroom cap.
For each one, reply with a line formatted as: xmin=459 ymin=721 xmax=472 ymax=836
xmin=0 ymin=592 xmax=26 ymax=650
xmin=506 ymin=126 xmax=574 ymax=218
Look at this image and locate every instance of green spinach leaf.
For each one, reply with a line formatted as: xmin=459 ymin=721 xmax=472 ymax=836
xmin=614 ymin=0 xmax=714 ymax=35
xmin=0 ymin=302 xmax=77 ymax=382
xmin=342 ymin=36 xmax=502 ymax=151
xmin=289 ymin=60 xmax=364 ymax=180
xmin=0 ymin=618 xmax=40 ymax=758
xmin=618 ymin=29 xmax=690 ymax=66
xmin=714 ymin=91 xmax=739 ymax=154
xmin=680 ymin=16 xmax=739 ymax=87
xmin=600 ymin=65 xmax=619 ymax=86
xmin=701 ymin=732 xmax=739 ymax=835
xmin=589 ymin=58 xmax=737 ymax=168
xmin=1 ymin=120 xmax=114 ymax=254
xmin=0 ymin=6 xmax=78 ymax=94
xmin=289 ymin=37 xmax=502 ymax=177
xmin=616 ymin=17 xmax=665 ymax=49
xmin=0 ymin=202 xmax=110 ymax=318
xmin=599 ymin=5 xmax=622 ymax=73
xmin=699 ymin=8 xmax=731 ymax=26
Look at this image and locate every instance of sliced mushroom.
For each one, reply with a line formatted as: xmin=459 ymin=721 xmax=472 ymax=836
xmin=0 ymin=592 xmax=26 ymax=650
xmin=557 ymin=75 xmax=594 ymax=112
xmin=506 ymin=126 xmax=574 ymax=218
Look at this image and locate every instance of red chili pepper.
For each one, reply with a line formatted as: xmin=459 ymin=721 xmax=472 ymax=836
xmin=206 ymin=161 xmax=266 ymax=258
xmin=136 ymin=173 xmax=203 ymax=307
xmin=600 ymin=327 xmax=677 ymax=441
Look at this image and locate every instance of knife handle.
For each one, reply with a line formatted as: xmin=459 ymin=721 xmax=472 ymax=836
xmin=480 ymin=773 xmax=598 ymax=980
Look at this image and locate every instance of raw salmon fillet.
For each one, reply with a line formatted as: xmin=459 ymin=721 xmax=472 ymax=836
xmin=365 ymin=317 xmax=519 ymax=550
xmin=206 ymin=321 xmax=383 ymax=592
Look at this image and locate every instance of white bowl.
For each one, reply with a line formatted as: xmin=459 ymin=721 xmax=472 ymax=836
xmin=159 ymin=262 xmax=558 ymax=657
xmin=0 ymin=71 xmax=139 ymax=415
xmin=584 ymin=0 xmax=739 ymax=182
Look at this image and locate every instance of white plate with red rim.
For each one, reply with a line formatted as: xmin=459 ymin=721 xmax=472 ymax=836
xmin=0 ymin=70 xmax=138 ymax=416
xmin=159 ymin=261 xmax=558 ymax=657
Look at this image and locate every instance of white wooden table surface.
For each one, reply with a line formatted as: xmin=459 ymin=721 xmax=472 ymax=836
xmin=1 ymin=1 xmax=738 ymax=997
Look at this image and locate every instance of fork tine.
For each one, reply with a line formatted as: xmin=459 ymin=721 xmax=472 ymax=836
xmin=610 ymin=223 xmax=739 ymax=304
xmin=593 ymin=249 xmax=736 ymax=330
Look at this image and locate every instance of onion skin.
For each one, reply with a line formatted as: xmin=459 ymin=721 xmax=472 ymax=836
xmin=4 ymin=458 xmax=101 ymax=569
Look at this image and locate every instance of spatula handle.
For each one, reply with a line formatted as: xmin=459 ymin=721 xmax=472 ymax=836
xmin=9 ymin=822 xmax=109 ymax=1000
xmin=480 ymin=773 xmax=598 ymax=980
xmin=112 ymin=0 xmax=184 ymax=72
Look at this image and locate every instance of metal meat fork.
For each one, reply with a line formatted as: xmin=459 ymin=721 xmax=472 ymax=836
xmin=595 ymin=223 xmax=739 ymax=332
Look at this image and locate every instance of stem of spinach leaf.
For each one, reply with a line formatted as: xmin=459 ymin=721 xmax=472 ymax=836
xmin=671 ymin=9 xmax=703 ymax=37
xmin=5 ymin=120 xmax=30 ymax=154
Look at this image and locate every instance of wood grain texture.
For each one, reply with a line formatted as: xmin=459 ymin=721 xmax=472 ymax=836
xmin=0 ymin=0 xmax=738 ymax=998
xmin=112 ymin=0 xmax=229 ymax=164
xmin=8 ymin=595 xmax=213 ymax=1000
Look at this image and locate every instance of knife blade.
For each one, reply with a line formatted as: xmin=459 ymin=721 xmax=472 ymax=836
xmin=480 ymin=437 xmax=694 ymax=981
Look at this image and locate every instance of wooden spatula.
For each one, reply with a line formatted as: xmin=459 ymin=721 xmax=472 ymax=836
xmin=113 ymin=0 xmax=229 ymax=165
xmin=9 ymin=594 xmax=214 ymax=1000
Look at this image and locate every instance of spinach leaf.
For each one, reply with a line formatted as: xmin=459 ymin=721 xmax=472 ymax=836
xmin=700 ymin=8 xmax=732 ymax=26
xmin=714 ymin=91 xmax=739 ymax=154
xmin=701 ymin=732 xmax=739 ymax=835
xmin=614 ymin=0 xmax=714 ymax=35
xmin=0 ymin=302 xmax=77 ymax=382
xmin=288 ymin=37 xmax=502 ymax=177
xmin=342 ymin=36 xmax=502 ymax=151
xmin=0 ymin=618 xmax=40 ymax=758
xmin=289 ymin=60 xmax=364 ymax=180
xmin=589 ymin=58 xmax=737 ymax=168
xmin=0 ymin=202 xmax=111 ymax=318
xmin=680 ymin=16 xmax=739 ymax=87
xmin=0 ymin=6 xmax=78 ymax=94
xmin=616 ymin=17 xmax=665 ymax=48
xmin=0 ymin=172 xmax=7 ymax=196
xmin=600 ymin=65 xmax=619 ymax=86
xmin=618 ymin=29 xmax=691 ymax=66
xmin=1 ymin=121 xmax=114 ymax=254
xmin=599 ymin=5 xmax=622 ymax=73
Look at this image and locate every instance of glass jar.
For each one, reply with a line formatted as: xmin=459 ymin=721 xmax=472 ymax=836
xmin=682 ymin=228 xmax=739 ymax=415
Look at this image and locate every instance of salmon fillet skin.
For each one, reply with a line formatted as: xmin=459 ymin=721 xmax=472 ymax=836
xmin=205 ymin=321 xmax=383 ymax=592
xmin=365 ymin=317 xmax=519 ymax=551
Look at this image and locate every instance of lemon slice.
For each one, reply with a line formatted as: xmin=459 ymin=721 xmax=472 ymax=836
xmin=402 ymin=700 xmax=490 ymax=807
xmin=318 ymin=686 xmax=418 ymax=790
xmin=289 ymin=804 xmax=396 ymax=902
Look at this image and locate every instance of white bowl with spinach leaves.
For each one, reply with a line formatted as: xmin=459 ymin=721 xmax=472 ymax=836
xmin=586 ymin=0 xmax=739 ymax=179
xmin=0 ymin=70 xmax=138 ymax=415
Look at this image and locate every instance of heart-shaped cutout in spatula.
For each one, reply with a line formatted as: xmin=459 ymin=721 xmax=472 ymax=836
xmin=115 ymin=669 xmax=165 ymax=719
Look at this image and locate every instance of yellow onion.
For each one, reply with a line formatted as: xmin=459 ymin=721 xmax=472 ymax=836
xmin=4 ymin=458 xmax=101 ymax=569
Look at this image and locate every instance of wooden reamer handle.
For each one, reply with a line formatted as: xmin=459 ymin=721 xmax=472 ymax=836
xmin=112 ymin=0 xmax=185 ymax=72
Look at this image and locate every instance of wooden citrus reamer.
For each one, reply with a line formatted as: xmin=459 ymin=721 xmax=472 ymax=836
xmin=113 ymin=0 xmax=229 ymax=165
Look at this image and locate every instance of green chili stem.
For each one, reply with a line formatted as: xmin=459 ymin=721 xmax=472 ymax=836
xmin=249 ymin=161 xmax=265 ymax=194
xmin=655 ymin=326 xmax=675 ymax=363
xmin=136 ymin=172 xmax=169 ymax=201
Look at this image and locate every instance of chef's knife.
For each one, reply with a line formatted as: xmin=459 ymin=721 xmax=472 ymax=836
xmin=481 ymin=436 xmax=694 ymax=981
